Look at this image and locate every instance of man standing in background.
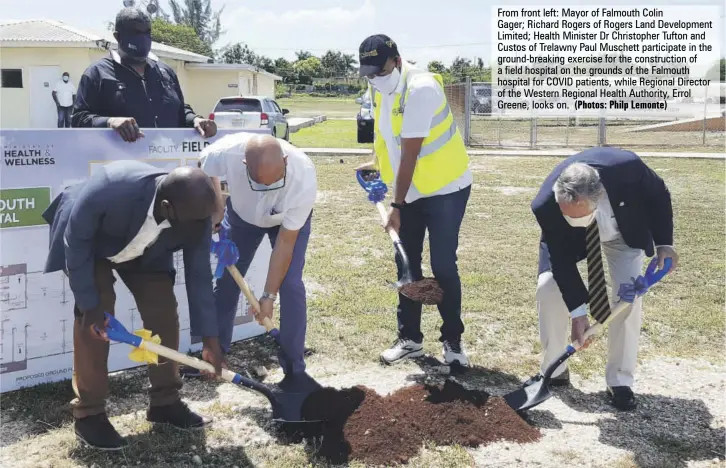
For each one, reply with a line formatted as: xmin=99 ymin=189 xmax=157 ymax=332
xmin=71 ymin=7 xmax=216 ymax=142
xmin=52 ymin=72 xmax=75 ymax=128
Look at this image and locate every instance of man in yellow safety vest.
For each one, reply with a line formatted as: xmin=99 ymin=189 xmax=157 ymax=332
xmin=356 ymin=34 xmax=473 ymax=366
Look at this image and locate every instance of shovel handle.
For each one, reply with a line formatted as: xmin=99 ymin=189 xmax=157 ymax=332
xmin=574 ymin=300 xmax=629 ymax=349
xmin=145 ymin=340 xmax=277 ymax=399
xmin=574 ymin=258 xmax=672 ymax=349
xmin=226 ymin=264 xmax=276 ymax=334
xmin=142 ymin=339 xmax=239 ymax=382
xmin=375 ymin=202 xmax=400 ymax=243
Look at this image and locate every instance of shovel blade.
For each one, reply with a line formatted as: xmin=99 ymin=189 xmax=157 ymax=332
xmin=503 ymin=377 xmax=553 ymax=413
xmin=270 ymin=372 xmax=324 ymax=423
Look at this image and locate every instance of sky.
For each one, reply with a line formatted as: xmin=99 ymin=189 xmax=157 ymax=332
xmin=2 ymin=0 xmax=725 ymax=67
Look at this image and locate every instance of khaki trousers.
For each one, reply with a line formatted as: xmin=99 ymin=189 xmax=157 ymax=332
xmin=71 ymin=260 xmax=183 ymax=418
xmin=536 ymin=236 xmax=645 ymax=387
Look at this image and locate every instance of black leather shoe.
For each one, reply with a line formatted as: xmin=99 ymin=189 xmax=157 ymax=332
xmin=179 ymin=365 xmax=202 ymax=379
xmin=523 ymin=369 xmax=570 ymax=387
xmin=607 ymin=386 xmax=637 ymax=411
xmin=74 ymin=413 xmax=127 ymax=451
xmin=147 ymin=401 xmax=211 ymax=428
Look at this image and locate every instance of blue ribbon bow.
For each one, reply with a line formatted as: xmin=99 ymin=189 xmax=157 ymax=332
xmin=356 ymin=170 xmax=388 ymax=203
xmin=210 ymin=235 xmax=239 ymax=279
xmin=618 ymin=257 xmax=673 ymax=303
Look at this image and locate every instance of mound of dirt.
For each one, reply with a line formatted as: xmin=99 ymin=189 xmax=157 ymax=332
xmin=300 ymin=380 xmax=541 ymax=465
xmin=399 ymin=277 xmax=443 ymax=304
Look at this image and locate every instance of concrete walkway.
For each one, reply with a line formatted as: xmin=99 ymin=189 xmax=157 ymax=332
xmin=288 ymin=115 xmax=327 ymax=133
xmin=300 ymin=147 xmax=725 ymax=159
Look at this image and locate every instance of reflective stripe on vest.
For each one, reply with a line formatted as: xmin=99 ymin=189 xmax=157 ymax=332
xmin=371 ymin=66 xmax=469 ymax=195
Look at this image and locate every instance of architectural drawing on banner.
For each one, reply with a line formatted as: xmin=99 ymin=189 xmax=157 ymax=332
xmin=1 ymin=264 xmax=27 ymax=310
xmin=1 ymin=263 xmax=79 ymax=373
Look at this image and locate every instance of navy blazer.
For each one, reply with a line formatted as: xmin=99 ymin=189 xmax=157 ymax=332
xmin=531 ymin=147 xmax=673 ymax=313
xmin=42 ymin=160 xmax=217 ymax=337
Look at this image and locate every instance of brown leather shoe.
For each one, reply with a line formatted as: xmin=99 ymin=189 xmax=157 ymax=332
xmin=75 ymin=413 xmax=127 ymax=451
xmin=147 ymin=401 xmax=211 ymax=428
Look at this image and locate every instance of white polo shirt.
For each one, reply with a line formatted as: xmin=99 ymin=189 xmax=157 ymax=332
xmin=377 ymin=61 xmax=473 ymax=204
xmin=199 ymin=133 xmax=317 ymax=231
xmin=53 ymin=79 xmax=76 ymax=107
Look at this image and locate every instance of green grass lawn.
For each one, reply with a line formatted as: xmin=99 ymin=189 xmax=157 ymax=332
xmin=277 ymin=95 xmax=360 ymax=118
xmin=1 ymin=156 xmax=723 ymax=468
xmin=279 ymin=97 xmax=725 ymax=152
xmin=290 ymin=119 xmax=372 ymax=149
xmin=291 ymin=119 xmax=726 ymax=153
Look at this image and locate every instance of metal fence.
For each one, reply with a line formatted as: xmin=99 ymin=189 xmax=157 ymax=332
xmin=443 ymin=79 xmax=725 ymax=150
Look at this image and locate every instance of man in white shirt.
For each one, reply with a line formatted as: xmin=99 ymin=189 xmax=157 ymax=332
xmin=199 ymin=133 xmax=317 ymax=380
xmin=52 ymin=72 xmax=76 ymax=128
xmin=356 ymin=35 xmax=473 ymax=367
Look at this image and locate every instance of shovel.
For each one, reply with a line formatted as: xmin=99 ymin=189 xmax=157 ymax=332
xmin=101 ymin=312 xmax=321 ymax=423
xmin=355 ymin=169 xmax=443 ymax=304
xmin=210 ymin=235 xmax=323 ymax=397
xmin=504 ymin=257 xmax=672 ymax=413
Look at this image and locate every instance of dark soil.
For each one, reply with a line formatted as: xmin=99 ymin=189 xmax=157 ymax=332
xmin=399 ymin=277 xmax=444 ymax=305
xmin=298 ymin=380 xmax=541 ymax=465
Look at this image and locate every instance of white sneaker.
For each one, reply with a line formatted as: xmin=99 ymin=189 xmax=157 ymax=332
xmin=443 ymin=340 xmax=469 ymax=366
xmin=380 ymin=338 xmax=424 ymax=364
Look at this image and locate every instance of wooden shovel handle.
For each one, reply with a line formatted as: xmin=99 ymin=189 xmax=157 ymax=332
xmin=574 ymin=299 xmax=632 ymax=349
xmin=375 ymin=201 xmax=400 ymax=243
xmin=143 ymin=340 xmax=239 ymax=382
xmin=225 ymin=264 xmax=276 ymax=333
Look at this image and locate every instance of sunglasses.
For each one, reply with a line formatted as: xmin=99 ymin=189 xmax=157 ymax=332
xmin=247 ymin=165 xmax=286 ymax=192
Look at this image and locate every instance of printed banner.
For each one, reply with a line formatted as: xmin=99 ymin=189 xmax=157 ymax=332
xmin=0 ymin=128 xmax=271 ymax=392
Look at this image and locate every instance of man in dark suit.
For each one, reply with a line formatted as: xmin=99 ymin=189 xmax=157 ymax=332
xmin=527 ymin=147 xmax=678 ymax=410
xmin=43 ymin=160 xmax=224 ymax=450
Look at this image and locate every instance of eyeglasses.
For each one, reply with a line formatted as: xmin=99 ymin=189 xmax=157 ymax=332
xmin=247 ymin=165 xmax=286 ymax=192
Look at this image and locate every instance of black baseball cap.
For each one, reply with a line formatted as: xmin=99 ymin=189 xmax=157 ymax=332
xmin=358 ymin=34 xmax=399 ymax=77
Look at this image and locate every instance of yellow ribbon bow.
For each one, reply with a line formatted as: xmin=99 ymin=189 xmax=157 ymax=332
xmin=128 ymin=329 xmax=161 ymax=365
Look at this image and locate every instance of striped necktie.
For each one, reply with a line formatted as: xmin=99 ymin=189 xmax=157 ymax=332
xmin=586 ymin=220 xmax=611 ymax=323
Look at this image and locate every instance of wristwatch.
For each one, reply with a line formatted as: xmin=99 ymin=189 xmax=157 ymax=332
xmin=391 ymin=202 xmax=405 ymax=210
xmin=261 ymin=291 xmax=277 ymax=302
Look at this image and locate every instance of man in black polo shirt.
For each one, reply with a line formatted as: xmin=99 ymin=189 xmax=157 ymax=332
xmin=72 ymin=8 xmax=216 ymax=142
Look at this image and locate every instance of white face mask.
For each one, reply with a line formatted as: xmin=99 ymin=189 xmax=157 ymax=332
xmin=369 ymin=67 xmax=400 ymax=95
xmin=63 ymin=76 xmax=69 ymax=82
xmin=563 ymin=209 xmax=597 ymax=228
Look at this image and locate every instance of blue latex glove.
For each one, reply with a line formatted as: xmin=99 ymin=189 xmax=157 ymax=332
xmin=210 ymin=238 xmax=239 ymax=279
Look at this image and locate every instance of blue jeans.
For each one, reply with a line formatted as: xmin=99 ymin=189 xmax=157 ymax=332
xmin=396 ymin=185 xmax=471 ymax=343
xmin=215 ymin=204 xmax=312 ymax=375
xmin=57 ymin=106 xmax=72 ymax=128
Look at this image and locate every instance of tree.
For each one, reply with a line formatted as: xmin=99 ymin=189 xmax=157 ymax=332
xmin=169 ymin=0 xmax=223 ymax=48
xmin=274 ymin=58 xmax=295 ymax=83
xmin=448 ymin=56 xmax=490 ymax=83
xmin=708 ymin=57 xmax=726 ymax=81
xmin=427 ymin=60 xmax=447 ymax=74
xmin=255 ymin=56 xmax=275 ymax=74
xmin=293 ymin=57 xmax=322 ymax=84
xmin=220 ymin=42 xmax=257 ymax=65
xmin=320 ymin=50 xmax=342 ymax=77
xmin=151 ymin=18 xmax=212 ymax=57
xmin=295 ymin=50 xmax=313 ymax=61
